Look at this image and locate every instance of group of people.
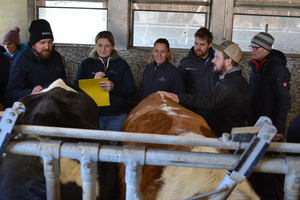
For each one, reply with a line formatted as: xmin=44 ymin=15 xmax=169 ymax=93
xmin=0 ymin=19 xmax=295 ymax=199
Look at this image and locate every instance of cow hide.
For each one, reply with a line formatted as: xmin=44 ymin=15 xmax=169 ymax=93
xmin=0 ymin=79 xmax=117 ymax=200
xmin=117 ymin=92 xmax=259 ymax=200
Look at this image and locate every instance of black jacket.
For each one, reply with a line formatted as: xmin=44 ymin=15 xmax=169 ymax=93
xmin=248 ymin=49 xmax=291 ymax=134
xmin=178 ymin=68 xmax=250 ymax=137
xmin=0 ymin=52 xmax=12 ymax=108
xmin=178 ymin=47 xmax=219 ymax=122
xmin=138 ymin=60 xmax=185 ymax=102
xmin=74 ymin=50 xmax=136 ymax=116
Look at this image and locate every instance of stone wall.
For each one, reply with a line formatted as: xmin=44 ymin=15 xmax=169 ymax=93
xmin=55 ymin=45 xmax=300 ymax=134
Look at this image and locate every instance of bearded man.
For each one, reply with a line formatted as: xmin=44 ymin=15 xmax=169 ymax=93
xmin=178 ymin=27 xmax=219 ymax=127
xmin=160 ymin=41 xmax=250 ymax=138
xmin=6 ymin=19 xmax=66 ymax=104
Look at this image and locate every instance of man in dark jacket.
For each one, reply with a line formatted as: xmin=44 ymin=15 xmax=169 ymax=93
xmin=178 ymin=27 xmax=219 ymax=126
xmin=6 ymin=19 xmax=67 ymax=104
xmin=0 ymin=52 xmax=13 ymax=109
xmin=247 ymin=32 xmax=291 ymax=200
xmin=160 ymin=41 xmax=250 ymax=138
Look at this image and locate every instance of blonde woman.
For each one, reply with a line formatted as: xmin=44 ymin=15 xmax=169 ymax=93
xmin=74 ymin=31 xmax=136 ymax=145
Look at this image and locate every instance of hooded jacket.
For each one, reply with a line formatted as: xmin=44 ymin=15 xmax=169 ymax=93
xmin=74 ymin=49 xmax=136 ymax=116
xmin=4 ymin=43 xmax=26 ymax=60
xmin=177 ymin=46 xmax=219 ymax=123
xmin=138 ymin=60 xmax=185 ymax=102
xmin=178 ymin=68 xmax=250 ymax=137
xmin=6 ymin=43 xmax=67 ymax=104
xmin=248 ymin=49 xmax=291 ymax=134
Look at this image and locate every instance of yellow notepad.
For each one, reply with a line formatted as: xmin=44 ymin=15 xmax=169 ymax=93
xmin=78 ymin=78 xmax=110 ymax=107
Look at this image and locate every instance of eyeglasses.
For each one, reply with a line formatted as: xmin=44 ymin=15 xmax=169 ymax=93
xmin=249 ymin=45 xmax=262 ymax=51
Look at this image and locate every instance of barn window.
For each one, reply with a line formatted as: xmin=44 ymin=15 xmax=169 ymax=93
xmin=132 ymin=0 xmax=210 ymax=49
xmin=37 ymin=1 xmax=108 ymax=45
xmin=232 ymin=0 xmax=300 ymax=53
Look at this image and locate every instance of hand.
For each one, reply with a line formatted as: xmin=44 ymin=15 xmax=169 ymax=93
xmin=158 ymin=91 xmax=179 ymax=103
xmin=100 ymin=81 xmax=114 ymax=91
xmin=31 ymin=85 xmax=43 ymax=94
xmin=94 ymin=72 xmax=105 ymax=79
xmin=272 ymin=133 xmax=283 ymax=142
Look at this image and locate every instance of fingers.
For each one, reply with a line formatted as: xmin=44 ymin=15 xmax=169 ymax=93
xmin=158 ymin=91 xmax=179 ymax=103
xmin=100 ymin=81 xmax=114 ymax=91
xmin=94 ymin=72 xmax=105 ymax=79
xmin=31 ymin=85 xmax=43 ymax=94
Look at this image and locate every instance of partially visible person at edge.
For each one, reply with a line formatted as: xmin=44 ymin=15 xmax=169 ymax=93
xmin=178 ymin=27 xmax=219 ymax=127
xmin=2 ymin=27 xmax=26 ymax=59
xmin=138 ymin=38 xmax=185 ymax=102
xmin=159 ymin=41 xmax=250 ymax=138
xmin=74 ymin=31 xmax=137 ymax=146
xmin=247 ymin=32 xmax=291 ymax=200
xmin=0 ymin=52 xmax=13 ymax=110
xmin=5 ymin=19 xmax=67 ymax=105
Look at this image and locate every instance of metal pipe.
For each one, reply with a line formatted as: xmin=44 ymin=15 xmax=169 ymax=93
xmin=12 ymin=125 xmax=300 ymax=153
xmin=4 ymin=140 xmax=288 ymax=174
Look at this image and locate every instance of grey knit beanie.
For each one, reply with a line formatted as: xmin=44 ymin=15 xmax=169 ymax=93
xmin=251 ymin=32 xmax=274 ymax=51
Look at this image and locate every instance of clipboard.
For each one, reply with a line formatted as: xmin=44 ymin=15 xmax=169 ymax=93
xmin=78 ymin=78 xmax=110 ymax=107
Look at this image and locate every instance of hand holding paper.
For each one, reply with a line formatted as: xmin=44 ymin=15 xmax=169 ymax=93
xmin=100 ymin=81 xmax=114 ymax=91
xmin=78 ymin=78 xmax=110 ymax=107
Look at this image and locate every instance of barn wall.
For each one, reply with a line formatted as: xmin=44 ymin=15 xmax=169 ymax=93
xmin=55 ymin=45 xmax=300 ymax=133
xmin=0 ymin=0 xmax=28 ymax=44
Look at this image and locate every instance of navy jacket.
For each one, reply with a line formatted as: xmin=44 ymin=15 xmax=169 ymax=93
xmin=248 ymin=49 xmax=291 ymax=134
xmin=0 ymin=52 xmax=12 ymax=108
xmin=6 ymin=43 xmax=67 ymax=104
xmin=138 ymin=60 xmax=185 ymax=102
xmin=74 ymin=50 xmax=136 ymax=116
xmin=178 ymin=69 xmax=250 ymax=137
xmin=178 ymin=47 xmax=219 ymax=122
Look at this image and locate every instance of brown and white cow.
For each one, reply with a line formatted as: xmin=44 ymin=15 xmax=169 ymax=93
xmin=118 ymin=92 xmax=259 ymax=200
xmin=0 ymin=79 xmax=118 ymax=200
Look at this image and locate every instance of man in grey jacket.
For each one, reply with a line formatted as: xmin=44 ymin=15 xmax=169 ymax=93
xmin=178 ymin=27 xmax=219 ymax=126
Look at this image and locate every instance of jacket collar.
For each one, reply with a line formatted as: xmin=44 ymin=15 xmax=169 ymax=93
xmin=220 ymin=67 xmax=241 ymax=80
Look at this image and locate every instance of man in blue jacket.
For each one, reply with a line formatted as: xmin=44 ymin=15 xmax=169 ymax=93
xmin=248 ymin=32 xmax=291 ymax=200
xmin=6 ymin=19 xmax=66 ymax=104
xmin=178 ymin=27 xmax=219 ymax=127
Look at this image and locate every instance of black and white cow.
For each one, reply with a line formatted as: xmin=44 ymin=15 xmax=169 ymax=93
xmin=0 ymin=79 xmax=117 ymax=200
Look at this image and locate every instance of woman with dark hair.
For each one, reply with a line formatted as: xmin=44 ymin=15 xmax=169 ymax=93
xmin=138 ymin=38 xmax=185 ymax=102
xmin=74 ymin=31 xmax=136 ymax=145
xmin=2 ymin=27 xmax=25 ymax=59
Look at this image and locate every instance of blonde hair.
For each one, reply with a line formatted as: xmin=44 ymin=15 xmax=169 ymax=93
xmin=148 ymin=38 xmax=173 ymax=64
xmin=90 ymin=31 xmax=115 ymax=59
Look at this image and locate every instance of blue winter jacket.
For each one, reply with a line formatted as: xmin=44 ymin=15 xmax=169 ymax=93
xmin=138 ymin=60 xmax=185 ymax=102
xmin=74 ymin=49 xmax=136 ymax=116
xmin=4 ymin=43 xmax=26 ymax=60
xmin=6 ymin=43 xmax=67 ymax=104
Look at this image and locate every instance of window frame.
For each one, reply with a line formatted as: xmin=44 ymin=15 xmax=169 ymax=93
xmin=130 ymin=0 xmax=211 ymax=49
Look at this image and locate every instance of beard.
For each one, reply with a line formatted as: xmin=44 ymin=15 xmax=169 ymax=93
xmin=194 ymin=49 xmax=206 ymax=58
xmin=37 ymin=50 xmax=52 ymax=61
xmin=213 ymin=63 xmax=227 ymax=76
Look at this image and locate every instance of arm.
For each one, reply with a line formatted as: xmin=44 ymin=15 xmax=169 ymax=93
xmin=178 ymin=80 xmax=236 ymax=111
xmin=5 ymin=63 xmax=32 ymax=104
xmin=272 ymin=67 xmax=291 ymax=136
xmin=73 ymin=61 xmax=88 ymax=86
xmin=110 ymin=63 xmax=137 ymax=97
xmin=170 ymin=70 xmax=185 ymax=95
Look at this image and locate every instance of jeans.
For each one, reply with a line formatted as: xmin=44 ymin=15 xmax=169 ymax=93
xmin=99 ymin=113 xmax=127 ymax=146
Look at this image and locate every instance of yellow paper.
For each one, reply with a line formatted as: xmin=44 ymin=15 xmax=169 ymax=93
xmin=78 ymin=78 xmax=110 ymax=107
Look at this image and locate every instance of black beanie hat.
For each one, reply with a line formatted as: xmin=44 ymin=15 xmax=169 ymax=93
xmin=29 ymin=19 xmax=54 ymax=45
